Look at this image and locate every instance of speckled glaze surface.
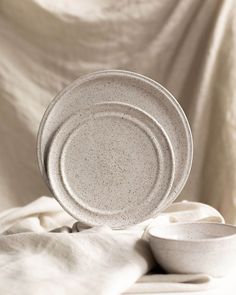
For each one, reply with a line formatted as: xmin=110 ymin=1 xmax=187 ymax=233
xmin=37 ymin=70 xmax=193 ymax=214
xmin=47 ymin=102 xmax=175 ymax=228
xmin=149 ymin=223 xmax=236 ymax=277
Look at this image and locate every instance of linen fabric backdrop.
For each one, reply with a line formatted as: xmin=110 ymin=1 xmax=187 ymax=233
xmin=0 ymin=0 xmax=235 ymax=224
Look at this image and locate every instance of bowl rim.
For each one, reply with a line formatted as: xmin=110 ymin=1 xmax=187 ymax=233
xmin=148 ymin=222 xmax=236 ymax=243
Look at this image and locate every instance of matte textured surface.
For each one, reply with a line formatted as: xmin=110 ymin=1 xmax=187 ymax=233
xmin=149 ymin=223 xmax=236 ymax=277
xmin=38 ymin=70 xmax=193 ymax=215
xmin=47 ymin=102 xmax=175 ymax=227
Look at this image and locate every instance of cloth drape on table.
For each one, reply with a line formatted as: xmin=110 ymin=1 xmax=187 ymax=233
xmin=1 ymin=197 xmax=233 ymax=295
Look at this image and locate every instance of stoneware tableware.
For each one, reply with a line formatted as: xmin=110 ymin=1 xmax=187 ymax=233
xmin=47 ymin=102 xmax=175 ymax=228
xmin=149 ymin=222 xmax=236 ymax=277
xmin=37 ymin=70 xmax=193 ymax=211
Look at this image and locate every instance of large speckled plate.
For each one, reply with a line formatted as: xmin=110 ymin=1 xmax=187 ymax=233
xmin=37 ymin=70 xmax=193 ymax=224
xmin=47 ymin=102 xmax=175 ymax=228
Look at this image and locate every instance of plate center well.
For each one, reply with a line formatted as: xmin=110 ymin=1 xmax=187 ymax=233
xmin=61 ymin=112 xmax=160 ymax=213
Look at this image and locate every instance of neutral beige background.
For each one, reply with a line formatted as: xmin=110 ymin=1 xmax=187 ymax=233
xmin=0 ymin=0 xmax=235 ymax=223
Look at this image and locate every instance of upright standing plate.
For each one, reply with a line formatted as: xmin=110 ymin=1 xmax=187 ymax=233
xmin=37 ymin=70 xmax=193 ymax=214
xmin=47 ymin=102 xmax=175 ymax=228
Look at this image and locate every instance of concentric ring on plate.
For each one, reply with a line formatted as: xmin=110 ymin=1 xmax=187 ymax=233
xmin=47 ymin=102 xmax=175 ymax=228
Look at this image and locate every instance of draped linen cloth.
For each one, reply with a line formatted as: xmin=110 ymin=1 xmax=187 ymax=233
xmin=1 ymin=197 xmax=235 ymax=295
xmin=0 ymin=0 xmax=236 ymax=223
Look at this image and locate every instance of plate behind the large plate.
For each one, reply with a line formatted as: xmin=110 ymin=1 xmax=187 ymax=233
xmin=37 ymin=70 xmax=193 ymax=212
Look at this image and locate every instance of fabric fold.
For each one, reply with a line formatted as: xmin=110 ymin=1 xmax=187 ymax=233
xmin=0 ymin=196 xmax=231 ymax=295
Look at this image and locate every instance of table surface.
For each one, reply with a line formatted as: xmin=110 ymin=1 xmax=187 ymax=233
xmin=123 ymin=269 xmax=236 ymax=295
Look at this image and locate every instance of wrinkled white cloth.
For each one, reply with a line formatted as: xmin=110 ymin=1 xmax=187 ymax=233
xmin=1 ymin=197 xmax=234 ymax=295
xmin=0 ymin=0 xmax=236 ymax=224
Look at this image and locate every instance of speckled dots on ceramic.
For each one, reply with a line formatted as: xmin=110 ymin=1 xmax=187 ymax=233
xmin=47 ymin=102 xmax=175 ymax=228
xmin=149 ymin=222 xmax=236 ymax=277
xmin=37 ymin=70 xmax=193 ymax=228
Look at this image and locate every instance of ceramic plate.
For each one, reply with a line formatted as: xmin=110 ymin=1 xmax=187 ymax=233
xmin=47 ymin=102 xmax=175 ymax=228
xmin=37 ymin=70 xmax=193 ymax=214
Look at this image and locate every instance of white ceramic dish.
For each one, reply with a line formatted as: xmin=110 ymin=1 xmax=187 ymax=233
xmin=149 ymin=223 xmax=236 ymax=277
xmin=37 ymin=70 xmax=193 ymax=211
xmin=47 ymin=102 xmax=175 ymax=228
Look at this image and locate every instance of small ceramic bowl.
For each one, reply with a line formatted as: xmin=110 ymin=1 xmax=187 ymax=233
xmin=149 ymin=222 xmax=236 ymax=277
